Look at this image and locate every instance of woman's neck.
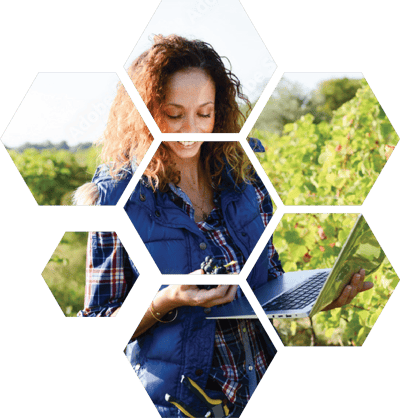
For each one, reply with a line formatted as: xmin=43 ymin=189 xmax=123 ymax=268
xmin=173 ymin=152 xmax=206 ymax=190
xmin=170 ymin=149 xmax=214 ymax=222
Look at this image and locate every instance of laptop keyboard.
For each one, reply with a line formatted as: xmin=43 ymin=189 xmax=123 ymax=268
xmin=263 ymin=271 xmax=330 ymax=311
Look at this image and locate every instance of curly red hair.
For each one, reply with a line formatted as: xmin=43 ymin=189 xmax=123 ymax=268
xmin=98 ymin=34 xmax=253 ymax=187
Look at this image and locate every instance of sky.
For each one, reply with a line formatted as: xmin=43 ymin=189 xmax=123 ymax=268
xmin=0 ymin=1 xmax=364 ymax=148
xmin=125 ymin=0 xmax=276 ymax=101
xmin=282 ymin=72 xmax=363 ymax=94
xmin=1 ymin=73 xmax=119 ymax=148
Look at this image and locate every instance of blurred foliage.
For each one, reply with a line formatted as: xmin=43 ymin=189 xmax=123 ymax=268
xmin=42 ymin=232 xmax=88 ymax=317
xmin=309 ymin=77 xmax=363 ymax=123
xmin=253 ymin=77 xmax=363 ymax=134
xmin=11 ymin=140 xmax=93 ymax=153
xmin=8 ymin=146 xmax=101 ymax=205
xmin=75 ymin=146 xmax=102 ymax=179
xmin=253 ymin=79 xmax=309 ymax=134
xmin=272 ymin=214 xmax=398 ymax=346
xmin=254 ymin=80 xmax=399 ymax=205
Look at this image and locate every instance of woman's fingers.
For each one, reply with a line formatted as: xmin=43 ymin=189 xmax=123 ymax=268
xmin=323 ymin=269 xmax=373 ymax=311
xmin=201 ymin=285 xmax=231 ymax=301
xmin=175 ymin=284 xmax=223 ymax=306
xmin=218 ymin=285 xmax=238 ymax=303
xmin=336 ymin=285 xmax=352 ymax=307
xmin=348 ymin=277 xmax=359 ymax=300
xmin=360 ymin=281 xmax=374 ymax=292
xmin=350 ymin=269 xmax=366 ymax=294
xmin=177 ymin=284 xmax=235 ymax=307
xmin=346 ymin=269 xmax=369 ymax=302
xmin=198 ymin=285 xmax=238 ymax=307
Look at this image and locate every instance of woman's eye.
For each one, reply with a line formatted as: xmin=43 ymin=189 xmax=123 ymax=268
xmin=199 ymin=114 xmax=211 ymax=118
xmin=166 ymin=114 xmax=182 ymax=120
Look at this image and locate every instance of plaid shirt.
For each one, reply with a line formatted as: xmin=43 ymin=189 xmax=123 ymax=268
xmin=78 ymin=178 xmax=282 ymax=409
xmin=212 ymin=319 xmax=274 ymax=408
xmin=168 ymin=179 xmax=283 ymax=408
xmin=77 ymin=232 xmax=138 ymax=317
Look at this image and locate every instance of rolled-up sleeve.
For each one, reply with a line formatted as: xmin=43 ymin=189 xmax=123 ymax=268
xmin=77 ymin=232 xmax=138 ymax=317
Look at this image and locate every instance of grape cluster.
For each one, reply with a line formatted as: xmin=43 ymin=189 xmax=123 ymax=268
xmin=198 ymin=256 xmax=228 ymax=290
xmin=201 ymin=256 xmax=228 ymax=274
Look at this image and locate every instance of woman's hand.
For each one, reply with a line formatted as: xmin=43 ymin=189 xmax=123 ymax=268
xmin=152 ymin=269 xmax=237 ymax=315
xmin=322 ymin=268 xmax=373 ymax=311
xmin=166 ymin=284 xmax=238 ymax=309
xmin=131 ymin=284 xmax=236 ymax=340
xmin=169 ymin=268 xmax=238 ymax=307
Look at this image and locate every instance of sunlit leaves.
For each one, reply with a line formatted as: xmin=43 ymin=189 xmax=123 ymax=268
xmin=8 ymin=148 xmax=95 ymax=205
xmin=255 ymin=80 xmax=399 ymax=205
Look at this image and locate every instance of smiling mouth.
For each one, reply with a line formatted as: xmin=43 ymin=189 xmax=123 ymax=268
xmin=177 ymin=141 xmax=196 ymax=146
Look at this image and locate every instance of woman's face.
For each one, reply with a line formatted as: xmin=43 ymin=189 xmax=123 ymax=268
xmin=162 ymin=68 xmax=216 ymax=133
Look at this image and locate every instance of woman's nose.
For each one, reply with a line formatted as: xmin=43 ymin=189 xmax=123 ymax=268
xmin=181 ymin=115 xmax=199 ymax=133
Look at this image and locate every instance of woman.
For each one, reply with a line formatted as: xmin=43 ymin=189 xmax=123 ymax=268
xmin=75 ymin=35 xmax=371 ymax=417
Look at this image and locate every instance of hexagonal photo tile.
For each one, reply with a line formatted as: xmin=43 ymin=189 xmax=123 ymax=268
xmin=42 ymin=231 xmax=139 ymax=317
xmin=237 ymin=213 xmax=398 ymax=346
xmin=251 ymin=73 xmax=399 ymax=205
xmin=123 ymin=140 xmax=277 ymax=274
xmin=124 ymin=0 xmax=276 ymax=133
xmin=1 ymin=72 xmax=151 ymax=206
xmin=124 ymin=284 xmax=277 ymax=418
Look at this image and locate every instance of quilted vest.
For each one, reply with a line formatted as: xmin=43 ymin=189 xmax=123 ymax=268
xmin=91 ymin=141 xmax=275 ymax=417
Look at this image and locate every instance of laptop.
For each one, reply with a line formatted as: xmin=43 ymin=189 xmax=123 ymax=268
xmin=206 ymin=214 xmax=386 ymax=319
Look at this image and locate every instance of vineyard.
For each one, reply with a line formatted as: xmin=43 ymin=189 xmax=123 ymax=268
xmin=7 ymin=146 xmax=101 ymax=205
xmin=271 ymin=214 xmax=398 ymax=346
xmin=7 ymin=146 xmax=100 ymax=314
xmin=255 ymin=80 xmax=399 ymax=345
xmin=6 ymin=79 xmax=399 ymax=333
xmin=254 ymin=80 xmax=399 ymax=205
xmin=41 ymin=232 xmax=88 ymax=317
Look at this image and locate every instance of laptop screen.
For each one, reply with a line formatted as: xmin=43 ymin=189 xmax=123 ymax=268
xmin=310 ymin=215 xmax=386 ymax=315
